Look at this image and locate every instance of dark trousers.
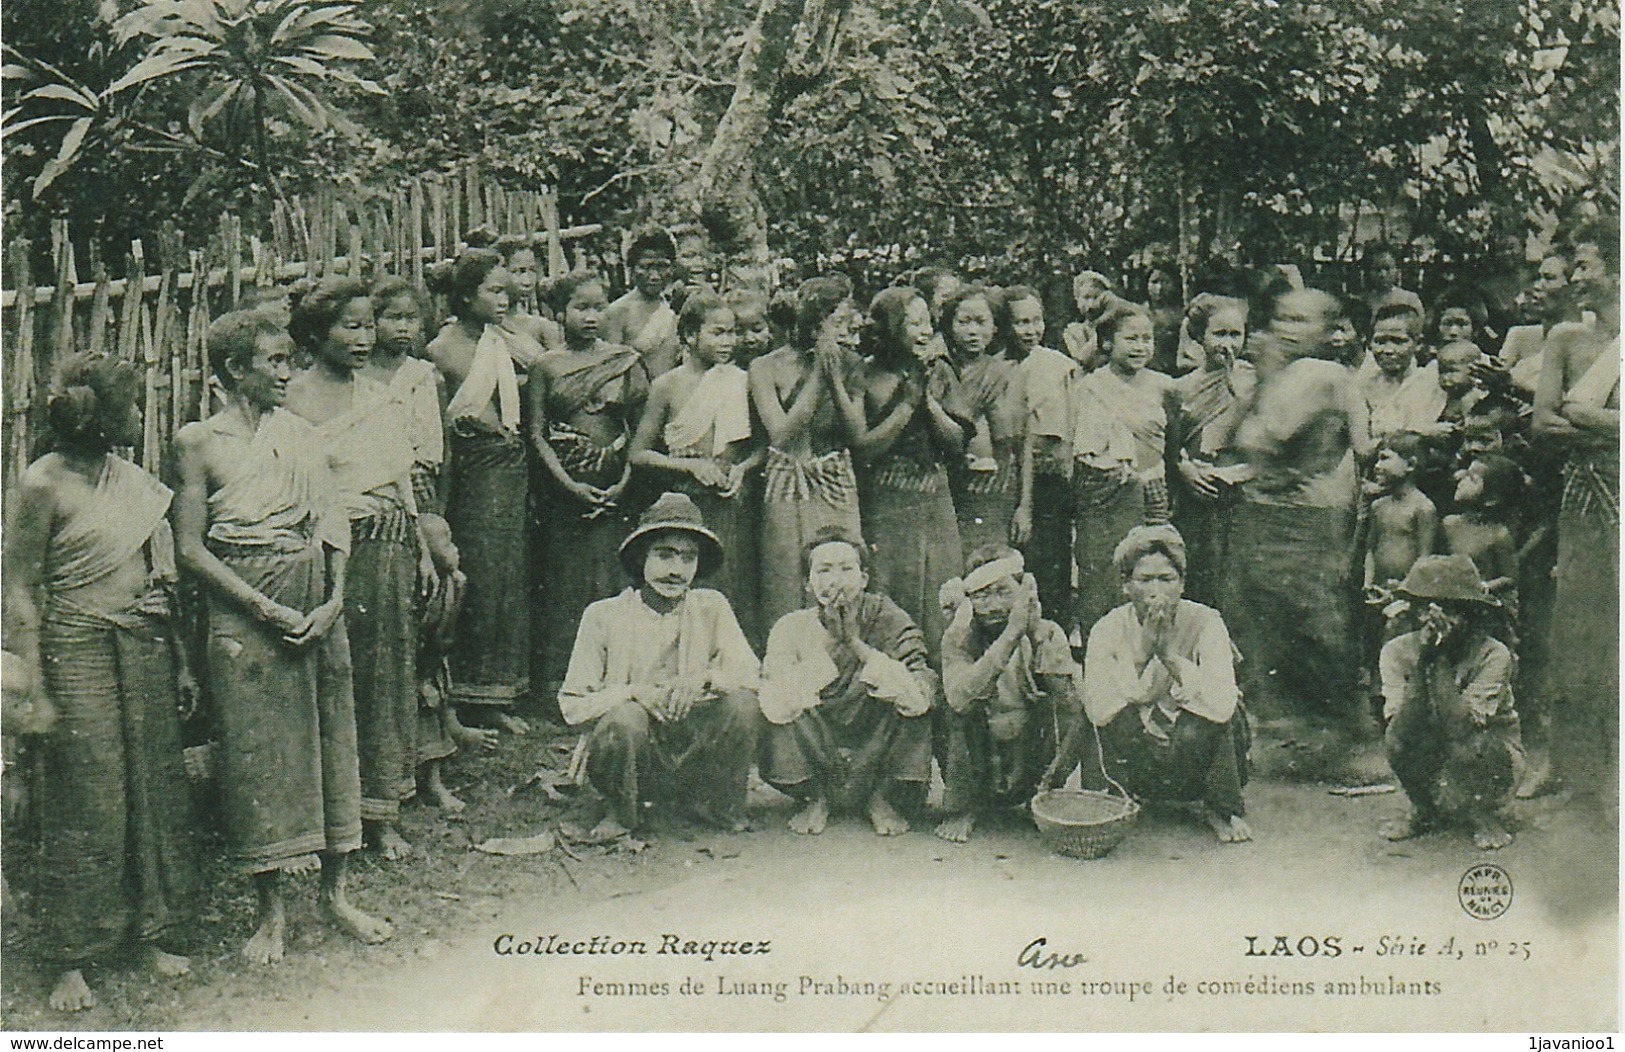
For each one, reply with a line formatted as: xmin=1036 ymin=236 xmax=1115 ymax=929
xmin=1025 ymin=473 xmax=1074 ymax=634
xmin=584 ymin=691 xmax=760 ymax=829
xmin=1385 ymin=698 xmax=1517 ymax=820
xmin=939 ymin=696 xmax=1068 ymax=815
xmin=1087 ymin=706 xmax=1250 ymax=818
xmin=765 ymin=695 xmax=932 ymax=812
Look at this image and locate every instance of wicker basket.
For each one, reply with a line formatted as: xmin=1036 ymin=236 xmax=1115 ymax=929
xmin=1031 ymin=788 xmax=1140 ymax=859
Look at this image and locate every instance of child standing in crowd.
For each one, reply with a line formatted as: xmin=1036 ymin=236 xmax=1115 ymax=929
xmin=1442 ymin=454 xmax=1524 ymax=616
xmin=944 ymin=285 xmax=1024 ymax=557
xmin=494 ymin=234 xmax=565 ymax=352
xmin=1364 ymin=432 xmax=1438 ymax=606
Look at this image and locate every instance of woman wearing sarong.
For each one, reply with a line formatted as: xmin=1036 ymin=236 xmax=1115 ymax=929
xmin=1006 ymin=286 xmax=1081 ymax=632
xmin=1172 ymin=295 xmax=1254 ymax=606
xmin=428 ymin=249 xmax=543 ymax=733
xmin=4 ymin=355 xmax=199 ymax=1012
xmin=176 ymin=309 xmax=390 ymax=965
xmin=747 ymin=275 xmax=868 ymax=628
xmin=1220 ymin=289 xmax=1373 ymax=760
xmin=943 ymin=285 xmax=1024 ymax=556
xmin=852 ymin=286 xmax=971 ymax=662
xmin=1534 ymin=277 xmax=1620 ymax=810
xmin=1072 ymin=304 xmax=1178 ymax=638
xmin=287 ymin=278 xmax=427 ymax=860
xmin=530 ymin=271 xmax=651 ymax=700
xmin=604 ymin=227 xmax=682 ymax=380
xmin=630 ymin=290 xmax=764 ymax=642
xmin=368 ymin=277 xmax=495 ymax=807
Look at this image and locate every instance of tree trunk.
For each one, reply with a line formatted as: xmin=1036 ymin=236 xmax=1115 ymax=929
xmin=693 ymin=0 xmax=850 ymax=291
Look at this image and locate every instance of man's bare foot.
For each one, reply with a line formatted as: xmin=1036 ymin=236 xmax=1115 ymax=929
xmin=139 ymin=943 xmax=191 ymax=978
xmin=934 ymin=813 xmax=975 ymax=843
xmin=49 ymin=969 xmax=96 ymax=1012
xmin=242 ymin=904 xmax=286 ymax=965
xmin=1205 ymin=811 xmax=1253 ymax=843
xmin=321 ymin=891 xmax=393 ymax=945
xmin=1472 ymin=816 xmax=1513 ymax=851
xmin=789 ymin=797 xmax=828 ymax=835
xmin=1379 ymin=810 xmax=1437 ymax=842
xmin=492 ymin=712 xmax=530 ymax=735
xmin=867 ymin=793 xmax=910 ymax=836
xmin=282 ymin=853 xmax=321 ymax=877
xmin=453 ymin=723 xmax=499 ymax=753
xmin=368 ymin=822 xmax=414 ymax=861
xmin=424 ymin=766 xmax=466 ymax=813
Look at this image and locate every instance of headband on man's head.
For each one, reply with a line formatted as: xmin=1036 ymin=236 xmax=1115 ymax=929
xmin=962 ymin=552 xmax=1026 ymax=595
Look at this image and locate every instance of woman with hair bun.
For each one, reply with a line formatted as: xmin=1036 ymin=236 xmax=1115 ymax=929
xmin=428 ymin=248 xmax=545 ymax=734
xmin=3 ymin=354 xmax=200 ymax=1011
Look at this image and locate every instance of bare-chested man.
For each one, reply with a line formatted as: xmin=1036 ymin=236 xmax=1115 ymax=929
xmin=174 ymin=310 xmax=392 ymax=964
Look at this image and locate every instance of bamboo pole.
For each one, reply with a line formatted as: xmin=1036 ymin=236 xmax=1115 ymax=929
xmin=409 ymin=179 xmax=426 ymax=288
xmin=8 ymin=239 xmax=36 ymax=481
xmin=50 ymin=221 xmax=76 ymax=373
xmin=429 ymin=175 xmax=446 ymax=264
xmin=117 ymin=242 xmax=145 ymax=363
xmin=543 ymin=188 xmax=566 ymax=277
xmin=86 ymin=253 xmax=112 ymax=359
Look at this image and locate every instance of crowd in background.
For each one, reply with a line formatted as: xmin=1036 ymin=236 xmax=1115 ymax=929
xmin=4 ymin=217 xmax=1618 ymax=1011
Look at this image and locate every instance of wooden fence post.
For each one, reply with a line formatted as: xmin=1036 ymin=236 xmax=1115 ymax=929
xmin=8 ymin=239 xmax=36 ymax=481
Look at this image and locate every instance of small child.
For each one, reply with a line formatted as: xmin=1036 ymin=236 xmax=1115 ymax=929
xmin=1364 ymin=432 xmax=1438 ymax=600
xmin=1361 ymin=432 xmax=1437 ymax=709
xmin=1442 ymin=454 xmax=1523 ymax=622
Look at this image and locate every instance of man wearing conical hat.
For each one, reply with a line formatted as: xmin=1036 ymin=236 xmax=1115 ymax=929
xmin=1379 ymin=553 xmax=1522 ymax=851
xmin=557 ymin=492 xmax=761 ymax=837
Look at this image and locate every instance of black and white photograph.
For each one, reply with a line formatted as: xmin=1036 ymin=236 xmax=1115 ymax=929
xmin=0 ymin=0 xmax=1617 ymax=1036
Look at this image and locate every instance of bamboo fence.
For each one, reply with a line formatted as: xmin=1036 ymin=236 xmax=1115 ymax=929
xmin=1 ymin=162 xmax=602 ymax=486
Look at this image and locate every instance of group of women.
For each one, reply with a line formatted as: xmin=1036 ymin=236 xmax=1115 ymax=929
xmin=5 ymin=218 xmax=1617 ymax=1012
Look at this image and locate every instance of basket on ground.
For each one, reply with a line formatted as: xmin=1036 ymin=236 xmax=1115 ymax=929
xmin=1030 ymin=788 xmax=1140 ymax=859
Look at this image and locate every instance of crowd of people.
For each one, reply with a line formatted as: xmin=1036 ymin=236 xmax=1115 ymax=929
xmin=3 ymin=222 xmax=1617 ymax=1013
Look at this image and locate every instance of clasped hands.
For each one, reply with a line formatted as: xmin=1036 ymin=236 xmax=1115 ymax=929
xmin=629 ymin=674 xmax=716 ymax=724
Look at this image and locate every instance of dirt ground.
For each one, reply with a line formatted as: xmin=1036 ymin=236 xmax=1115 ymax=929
xmin=2 ymin=722 xmax=1617 ymax=1032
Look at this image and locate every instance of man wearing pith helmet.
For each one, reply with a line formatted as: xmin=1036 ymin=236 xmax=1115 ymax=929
xmin=557 ymin=492 xmax=761 ymax=839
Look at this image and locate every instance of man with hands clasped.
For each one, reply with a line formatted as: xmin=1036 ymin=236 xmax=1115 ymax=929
xmin=1050 ymin=525 xmax=1253 ymax=844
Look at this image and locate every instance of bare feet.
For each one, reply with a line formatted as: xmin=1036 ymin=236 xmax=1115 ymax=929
xmin=789 ymin=797 xmax=828 ymax=835
xmin=1205 ymin=811 xmax=1253 ymax=843
xmin=139 ymin=943 xmax=191 ymax=978
xmin=424 ymin=765 xmax=466 ymax=813
xmin=321 ymin=891 xmax=393 ymax=945
xmin=1472 ymin=815 xmax=1513 ymax=851
xmin=1380 ymin=810 xmax=1437 ymax=842
xmin=242 ymin=902 xmax=286 ymax=965
xmin=934 ymin=813 xmax=975 ymax=843
xmin=49 ymin=969 xmax=96 ymax=1012
xmin=867 ymin=793 xmax=910 ymax=836
xmin=492 ymin=712 xmax=531 ymax=736
xmin=452 ymin=722 xmax=499 ymax=754
xmin=368 ymin=822 xmax=414 ymax=861
xmin=283 ymin=853 xmax=322 ymax=877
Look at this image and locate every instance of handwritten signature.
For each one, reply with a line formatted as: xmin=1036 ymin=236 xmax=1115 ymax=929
xmin=1017 ymin=936 xmax=1088 ymax=970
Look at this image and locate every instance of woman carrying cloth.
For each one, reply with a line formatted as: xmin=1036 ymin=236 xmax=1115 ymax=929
xmin=428 ymin=249 xmax=543 ymax=734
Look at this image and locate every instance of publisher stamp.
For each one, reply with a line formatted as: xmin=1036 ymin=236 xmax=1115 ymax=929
xmin=1459 ymin=864 xmax=1514 ymax=921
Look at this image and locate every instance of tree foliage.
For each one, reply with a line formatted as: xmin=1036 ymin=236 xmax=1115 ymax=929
xmin=5 ymin=0 xmax=1616 ymax=282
